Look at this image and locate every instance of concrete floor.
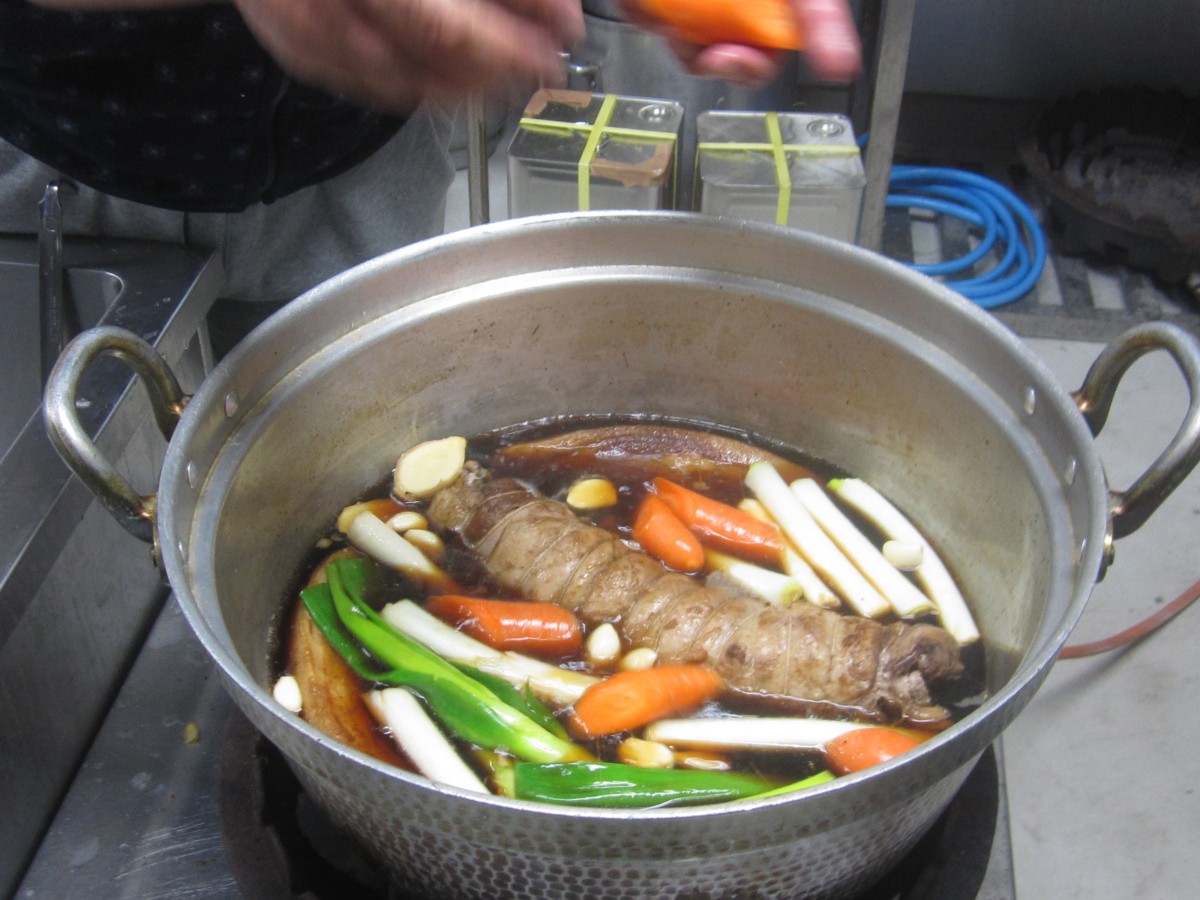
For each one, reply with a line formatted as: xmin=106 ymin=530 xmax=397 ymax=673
xmin=1005 ymin=337 xmax=1200 ymax=900
xmin=446 ymin=136 xmax=1200 ymax=899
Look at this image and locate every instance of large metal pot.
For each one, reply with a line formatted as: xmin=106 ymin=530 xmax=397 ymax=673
xmin=45 ymin=213 xmax=1200 ymax=898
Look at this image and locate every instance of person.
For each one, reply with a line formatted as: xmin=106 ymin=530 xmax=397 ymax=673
xmin=0 ymin=0 xmax=860 ymax=357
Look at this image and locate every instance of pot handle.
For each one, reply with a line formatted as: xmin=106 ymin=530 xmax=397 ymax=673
xmin=1074 ymin=321 xmax=1200 ymax=540
xmin=43 ymin=325 xmax=188 ymax=547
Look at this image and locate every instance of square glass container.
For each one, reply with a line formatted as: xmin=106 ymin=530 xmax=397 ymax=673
xmin=696 ymin=111 xmax=866 ymax=242
xmin=507 ymin=89 xmax=684 ymax=217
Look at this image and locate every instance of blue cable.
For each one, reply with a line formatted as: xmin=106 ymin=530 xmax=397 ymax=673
xmin=885 ymin=165 xmax=1047 ymax=309
xmin=858 ymin=132 xmax=1046 ymax=309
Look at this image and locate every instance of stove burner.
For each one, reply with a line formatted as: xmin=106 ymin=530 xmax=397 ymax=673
xmin=219 ymin=712 xmax=1008 ymax=899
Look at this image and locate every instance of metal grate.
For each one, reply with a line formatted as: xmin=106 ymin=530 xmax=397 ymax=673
xmin=879 ymin=167 xmax=1200 ymax=343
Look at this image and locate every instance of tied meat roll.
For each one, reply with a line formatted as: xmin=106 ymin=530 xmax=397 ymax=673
xmin=428 ymin=463 xmax=965 ymax=725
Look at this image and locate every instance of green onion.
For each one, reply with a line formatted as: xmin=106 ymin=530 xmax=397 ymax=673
xmin=301 ymin=557 xmax=589 ymax=764
xmin=456 ymin=663 xmax=569 ymax=740
xmin=513 ymin=761 xmax=779 ymax=808
xmin=299 ymin=579 xmax=385 ymax=681
xmin=753 ymin=769 xmax=836 ymax=798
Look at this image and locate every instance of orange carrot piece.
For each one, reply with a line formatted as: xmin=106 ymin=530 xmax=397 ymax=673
xmin=570 ymin=665 xmax=725 ymax=738
xmin=632 ymin=494 xmax=706 ymax=572
xmin=636 ymin=0 xmax=804 ymax=51
xmin=653 ymin=477 xmax=785 ymax=567
xmin=424 ymin=595 xmax=583 ymax=657
xmin=824 ymin=727 xmax=927 ymax=776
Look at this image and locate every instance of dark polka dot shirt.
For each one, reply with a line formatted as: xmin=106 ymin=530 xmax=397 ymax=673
xmin=0 ymin=2 xmax=406 ymax=213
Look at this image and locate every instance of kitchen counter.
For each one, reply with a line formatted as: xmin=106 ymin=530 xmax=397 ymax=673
xmin=0 ymin=234 xmax=221 ymax=897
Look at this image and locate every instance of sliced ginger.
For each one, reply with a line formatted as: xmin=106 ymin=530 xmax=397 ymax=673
xmin=394 ymin=436 xmax=468 ymax=501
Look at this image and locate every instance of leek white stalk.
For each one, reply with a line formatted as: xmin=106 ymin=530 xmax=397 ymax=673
xmin=645 ymin=716 xmax=870 ymax=751
xmin=704 ymin=549 xmax=803 ymax=607
xmin=827 ymin=478 xmax=980 ymax=644
xmin=744 ymin=463 xmax=890 ymax=618
xmin=740 ymin=498 xmax=840 ymax=609
xmin=366 ymin=688 xmax=489 ymax=794
xmin=346 ymin=511 xmax=454 ymax=589
xmin=381 ymin=600 xmax=599 ymax=706
xmin=779 ymin=549 xmax=841 ymax=609
xmin=382 ymin=597 xmax=504 ymax=662
xmin=790 ymin=479 xmax=935 ymax=619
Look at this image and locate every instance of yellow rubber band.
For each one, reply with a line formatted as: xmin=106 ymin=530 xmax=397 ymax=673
xmin=577 ymin=94 xmax=617 ymax=211
xmin=519 ymin=118 xmax=679 ymax=143
xmin=695 ymin=142 xmax=860 ymax=157
xmin=765 ymin=113 xmax=791 ymax=226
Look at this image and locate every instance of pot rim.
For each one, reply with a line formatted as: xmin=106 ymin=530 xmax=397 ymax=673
xmin=161 ymin=211 xmax=1108 ymax=820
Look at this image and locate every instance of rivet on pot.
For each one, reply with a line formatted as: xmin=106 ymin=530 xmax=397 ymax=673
xmin=186 ymin=460 xmax=199 ymax=489
xmin=1022 ymin=386 xmax=1037 ymax=416
xmin=224 ymin=391 xmax=239 ymax=417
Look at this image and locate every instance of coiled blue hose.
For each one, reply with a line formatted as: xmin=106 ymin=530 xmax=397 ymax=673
xmin=884 ymin=165 xmax=1047 ymax=309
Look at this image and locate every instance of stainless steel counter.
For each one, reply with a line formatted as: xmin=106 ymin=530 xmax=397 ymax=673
xmin=0 ymin=235 xmax=221 ymax=896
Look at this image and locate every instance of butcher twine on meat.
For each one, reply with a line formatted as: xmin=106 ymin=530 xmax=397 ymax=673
xmin=428 ymin=463 xmax=965 ymax=725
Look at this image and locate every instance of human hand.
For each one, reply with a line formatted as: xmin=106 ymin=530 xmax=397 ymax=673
xmin=619 ymin=0 xmax=861 ymax=86
xmin=232 ymin=0 xmax=585 ymax=112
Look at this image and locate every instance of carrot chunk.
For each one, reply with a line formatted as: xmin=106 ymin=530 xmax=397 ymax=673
xmin=570 ymin=665 xmax=725 ymax=739
xmin=654 ymin=477 xmax=785 ymax=567
xmin=632 ymin=494 xmax=706 ymax=572
xmin=424 ymin=595 xmax=583 ymax=658
xmin=636 ymin=0 xmax=805 ymax=51
xmin=824 ymin=727 xmax=926 ymax=775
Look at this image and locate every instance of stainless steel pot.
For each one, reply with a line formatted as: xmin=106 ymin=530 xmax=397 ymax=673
xmin=45 ymin=213 xmax=1200 ymax=899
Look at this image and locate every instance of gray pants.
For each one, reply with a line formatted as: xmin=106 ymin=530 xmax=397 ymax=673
xmin=1 ymin=101 xmax=456 ymax=353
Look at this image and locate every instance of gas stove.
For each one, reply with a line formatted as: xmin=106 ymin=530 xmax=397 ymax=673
xmin=17 ymin=597 xmax=1015 ymax=900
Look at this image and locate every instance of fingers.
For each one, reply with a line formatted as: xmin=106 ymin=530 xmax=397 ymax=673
xmin=620 ymin=0 xmax=861 ymax=86
xmin=791 ymin=0 xmax=862 ymax=82
xmin=352 ymin=0 xmax=572 ymax=93
xmin=689 ymin=44 xmax=782 ymax=89
xmin=689 ymin=0 xmax=864 ymax=85
xmin=233 ymin=0 xmax=582 ymax=113
xmin=232 ymin=0 xmax=859 ymax=116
